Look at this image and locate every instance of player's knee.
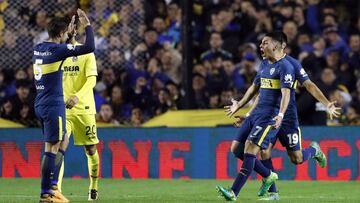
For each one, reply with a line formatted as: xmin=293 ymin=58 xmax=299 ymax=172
xmin=260 ymin=149 xmax=271 ymax=160
xmin=231 ymin=142 xmax=245 ymax=160
xmin=85 ymin=145 xmax=97 ymax=155
xmin=290 ymin=155 xmax=303 ymax=165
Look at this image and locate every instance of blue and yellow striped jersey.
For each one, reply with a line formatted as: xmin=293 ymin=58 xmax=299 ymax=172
xmin=252 ymin=57 xmax=295 ymax=116
xmin=32 ymin=26 xmax=95 ymax=107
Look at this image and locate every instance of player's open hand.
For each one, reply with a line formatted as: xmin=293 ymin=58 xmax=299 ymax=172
xmin=327 ymin=101 xmax=341 ymax=120
xmin=77 ymin=8 xmax=90 ymax=26
xmin=272 ymin=115 xmax=283 ymax=129
xmin=65 ymin=95 xmax=79 ymax=109
xmin=233 ymin=115 xmax=246 ymax=127
xmin=224 ymin=98 xmax=240 ymax=117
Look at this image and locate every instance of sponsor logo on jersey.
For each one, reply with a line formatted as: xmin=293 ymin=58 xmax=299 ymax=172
xmin=67 ymin=44 xmax=75 ymax=50
xmin=284 ymin=74 xmax=293 ymax=84
xmin=64 ymin=66 xmax=80 ymax=72
xmin=300 ymin=68 xmax=308 ymax=77
xmin=36 ymin=85 xmax=45 ymax=90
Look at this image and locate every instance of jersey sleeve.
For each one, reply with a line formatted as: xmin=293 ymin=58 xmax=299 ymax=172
xmin=279 ymin=60 xmax=295 ymax=89
xmin=53 ymin=26 xmax=95 ymax=61
xmin=294 ymin=61 xmax=310 ymax=84
xmin=85 ymin=53 xmax=98 ymax=77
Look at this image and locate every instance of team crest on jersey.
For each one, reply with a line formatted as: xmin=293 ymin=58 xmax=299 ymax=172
xmin=270 ymin=68 xmax=275 ymax=75
xmin=284 ymin=74 xmax=293 ymax=84
xmin=72 ymin=56 xmax=78 ymax=62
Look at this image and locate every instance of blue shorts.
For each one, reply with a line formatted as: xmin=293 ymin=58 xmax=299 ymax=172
xmin=35 ymin=105 xmax=66 ymax=142
xmin=271 ymin=125 xmax=302 ymax=151
xmin=235 ymin=114 xmax=279 ymax=150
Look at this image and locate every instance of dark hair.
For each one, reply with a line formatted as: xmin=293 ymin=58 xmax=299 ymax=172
xmin=265 ymin=31 xmax=288 ymax=45
xmin=47 ymin=17 xmax=69 ymax=39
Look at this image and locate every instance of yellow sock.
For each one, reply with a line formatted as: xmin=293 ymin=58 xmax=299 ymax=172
xmin=57 ymin=159 xmax=64 ymax=192
xmin=86 ymin=150 xmax=99 ymax=190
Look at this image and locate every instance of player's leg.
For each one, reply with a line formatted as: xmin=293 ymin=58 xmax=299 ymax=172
xmin=218 ymin=122 xmax=278 ymax=200
xmin=230 ymin=118 xmax=272 ymax=179
xmin=84 ymin=144 xmax=99 ymax=200
xmin=55 ymin=117 xmax=73 ymax=192
xmin=39 ymin=106 xmax=68 ymax=202
xmin=258 ymin=142 xmax=280 ymax=200
xmin=284 ymin=128 xmax=326 ymax=167
xmin=72 ymin=114 xmax=99 ymax=200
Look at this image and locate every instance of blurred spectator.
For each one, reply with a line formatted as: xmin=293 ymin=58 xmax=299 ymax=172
xmin=96 ymin=103 xmax=120 ymax=126
xmin=200 ymin=32 xmax=232 ymax=61
xmin=109 ymin=85 xmax=132 ymax=122
xmin=125 ymin=107 xmax=145 ymax=127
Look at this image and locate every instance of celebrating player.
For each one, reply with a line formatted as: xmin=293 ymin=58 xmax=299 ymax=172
xmin=216 ymin=31 xmax=295 ymax=201
xmin=53 ymin=19 xmax=100 ymax=201
xmin=33 ymin=9 xmax=94 ymax=203
xmin=229 ymin=34 xmax=340 ymax=200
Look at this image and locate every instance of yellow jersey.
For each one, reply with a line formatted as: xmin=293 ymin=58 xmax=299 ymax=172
xmin=63 ymin=43 xmax=97 ymax=115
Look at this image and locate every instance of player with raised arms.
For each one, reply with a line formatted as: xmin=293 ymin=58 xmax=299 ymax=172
xmin=33 ymin=9 xmax=94 ymax=203
xmin=216 ymin=31 xmax=295 ymax=201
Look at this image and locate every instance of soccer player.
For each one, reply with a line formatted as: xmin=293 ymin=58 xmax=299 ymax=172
xmin=33 ymin=9 xmax=94 ymax=203
xmin=229 ymin=34 xmax=340 ymax=200
xmin=216 ymin=31 xmax=295 ymax=201
xmin=54 ymin=20 xmax=100 ymax=201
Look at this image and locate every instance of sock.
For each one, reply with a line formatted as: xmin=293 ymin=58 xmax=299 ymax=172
xmin=86 ymin=150 xmax=99 ymax=190
xmin=57 ymin=159 xmax=64 ymax=192
xmin=41 ymin=152 xmax=56 ymax=195
xmin=51 ymin=149 xmax=65 ymax=187
xmin=254 ymin=159 xmax=271 ymax=178
xmin=231 ymin=153 xmax=256 ymax=196
xmin=302 ymin=146 xmax=316 ymax=162
xmin=232 ymin=144 xmax=270 ymax=178
xmin=261 ymin=159 xmax=277 ymax=193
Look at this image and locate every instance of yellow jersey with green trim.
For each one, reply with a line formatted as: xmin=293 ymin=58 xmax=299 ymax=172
xmin=63 ymin=43 xmax=97 ymax=115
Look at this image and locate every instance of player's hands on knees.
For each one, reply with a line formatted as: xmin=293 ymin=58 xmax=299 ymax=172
xmin=224 ymin=98 xmax=240 ymax=117
xmin=233 ymin=115 xmax=246 ymax=127
xmin=77 ymin=8 xmax=90 ymax=26
xmin=326 ymin=101 xmax=341 ymax=120
xmin=65 ymin=95 xmax=79 ymax=109
xmin=272 ymin=115 xmax=283 ymax=129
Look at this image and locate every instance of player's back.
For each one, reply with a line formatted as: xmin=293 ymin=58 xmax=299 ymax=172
xmin=252 ymin=58 xmax=295 ymax=117
xmin=33 ymin=42 xmax=68 ymax=107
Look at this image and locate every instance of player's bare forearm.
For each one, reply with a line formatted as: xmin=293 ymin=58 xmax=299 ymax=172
xmin=74 ymin=76 xmax=97 ymax=99
xmin=247 ymin=94 xmax=259 ymax=115
xmin=279 ymin=88 xmax=291 ymax=115
xmin=237 ymin=84 xmax=259 ymax=108
xmin=303 ymin=80 xmax=330 ymax=106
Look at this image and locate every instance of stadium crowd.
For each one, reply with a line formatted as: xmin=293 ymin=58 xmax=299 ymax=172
xmin=0 ymin=0 xmax=359 ymax=127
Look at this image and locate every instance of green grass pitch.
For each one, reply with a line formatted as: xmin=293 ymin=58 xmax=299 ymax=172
xmin=0 ymin=179 xmax=359 ymax=203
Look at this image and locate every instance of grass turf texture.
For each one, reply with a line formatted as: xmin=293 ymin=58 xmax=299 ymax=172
xmin=0 ymin=179 xmax=359 ymax=203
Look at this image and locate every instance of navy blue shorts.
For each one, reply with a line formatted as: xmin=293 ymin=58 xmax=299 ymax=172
xmin=271 ymin=125 xmax=302 ymax=151
xmin=235 ymin=114 xmax=279 ymax=150
xmin=35 ymin=105 xmax=66 ymax=142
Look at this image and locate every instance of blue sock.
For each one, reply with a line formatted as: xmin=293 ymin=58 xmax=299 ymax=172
xmin=231 ymin=153 xmax=256 ymax=196
xmin=302 ymin=146 xmax=316 ymax=162
xmin=41 ymin=152 xmax=56 ymax=195
xmin=51 ymin=149 xmax=65 ymax=186
xmin=254 ymin=159 xmax=271 ymax=178
xmin=261 ymin=159 xmax=277 ymax=192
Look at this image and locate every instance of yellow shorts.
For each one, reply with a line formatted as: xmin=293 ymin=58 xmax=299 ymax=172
xmin=66 ymin=114 xmax=99 ymax=146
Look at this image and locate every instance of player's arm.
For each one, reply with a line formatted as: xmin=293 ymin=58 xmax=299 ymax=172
xmin=234 ymin=94 xmax=259 ymax=127
xmin=273 ymin=62 xmax=294 ymax=129
xmin=224 ymin=83 xmax=260 ymax=117
xmin=66 ymin=76 xmax=96 ymax=109
xmin=302 ymin=79 xmax=341 ymax=119
xmin=58 ymin=9 xmax=95 ymax=59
